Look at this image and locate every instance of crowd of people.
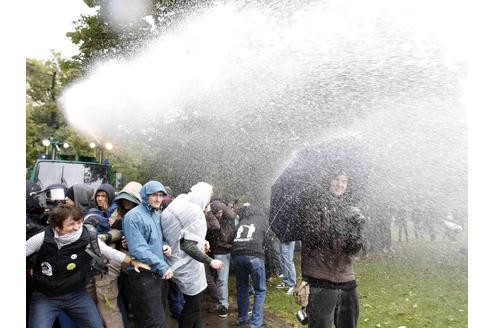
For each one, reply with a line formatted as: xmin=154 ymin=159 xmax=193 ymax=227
xmin=26 ymin=179 xmax=283 ymax=328
xmin=360 ymin=202 xmax=466 ymax=255
xmin=26 ymin=169 xmax=465 ymax=328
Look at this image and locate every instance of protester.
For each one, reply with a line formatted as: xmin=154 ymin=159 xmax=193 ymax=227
xmin=93 ymin=183 xmax=118 ymax=218
xmin=231 ymin=203 xmax=271 ymax=328
xmin=161 ymin=182 xmax=224 ymax=328
xmin=276 ymin=240 xmax=297 ymax=294
xmin=298 ymin=170 xmax=366 ymax=328
xmin=86 ymin=182 xmax=142 ymax=328
xmin=122 ymin=180 xmax=173 ymax=328
xmin=65 ymin=184 xmax=95 ymax=216
xmin=205 ymin=200 xmax=238 ymax=317
xmin=26 ymin=204 xmax=149 ymax=328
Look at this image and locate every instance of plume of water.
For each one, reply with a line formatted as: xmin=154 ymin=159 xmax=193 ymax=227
xmin=58 ymin=0 xmax=467 ymax=217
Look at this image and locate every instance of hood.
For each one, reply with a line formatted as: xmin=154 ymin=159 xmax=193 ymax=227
xmin=115 ymin=181 xmax=142 ymax=205
xmin=140 ymin=181 xmax=167 ymax=208
xmin=187 ymin=182 xmax=213 ymax=210
xmin=95 ymin=183 xmax=116 ymax=204
xmin=72 ymin=184 xmax=95 ymax=213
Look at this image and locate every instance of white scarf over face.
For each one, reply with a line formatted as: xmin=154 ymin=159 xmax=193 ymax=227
xmin=53 ymin=226 xmax=83 ymax=249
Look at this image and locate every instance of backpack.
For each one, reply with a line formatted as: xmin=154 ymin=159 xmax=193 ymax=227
xmin=84 ymin=224 xmax=109 ymax=276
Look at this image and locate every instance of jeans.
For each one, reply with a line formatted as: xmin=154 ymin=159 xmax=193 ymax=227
xmin=168 ymin=279 xmax=185 ymax=318
xmin=29 ymin=290 xmax=103 ymax=328
xmin=233 ymin=255 xmax=266 ymax=328
xmin=307 ymin=286 xmax=359 ymax=328
xmin=214 ymin=253 xmax=231 ymax=308
xmin=126 ymin=270 xmax=165 ymax=328
xmin=280 ymin=241 xmax=296 ymax=287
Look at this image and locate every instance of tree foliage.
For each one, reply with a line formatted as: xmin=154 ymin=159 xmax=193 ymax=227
xmin=66 ymin=0 xmax=212 ymax=66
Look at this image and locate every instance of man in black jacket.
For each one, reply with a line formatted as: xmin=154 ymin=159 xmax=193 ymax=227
xmin=299 ymin=171 xmax=366 ymax=328
xmin=231 ymin=204 xmax=271 ymax=328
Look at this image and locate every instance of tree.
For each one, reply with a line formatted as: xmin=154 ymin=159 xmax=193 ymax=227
xmin=66 ymin=0 xmax=212 ymax=66
xmin=26 ymin=54 xmax=94 ymax=168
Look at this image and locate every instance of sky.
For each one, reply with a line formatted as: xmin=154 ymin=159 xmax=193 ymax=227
xmin=26 ymin=0 xmax=95 ymax=59
xmin=1 ymin=0 xmax=494 ymax=325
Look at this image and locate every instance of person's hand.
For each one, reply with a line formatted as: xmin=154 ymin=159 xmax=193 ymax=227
xmin=163 ymin=244 xmax=172 ymax=257
xmin=204 ymin=240 xmax=210 ymax=253
xmin=130 ymin=259 xmax=150 ymax=273
xmin=121 ymin=236 xmax=128 ymax=250
xmin=162 ymin=269 xmax=173 ymax=280
xmin=209 ymin=259 xmax=224 ymax=270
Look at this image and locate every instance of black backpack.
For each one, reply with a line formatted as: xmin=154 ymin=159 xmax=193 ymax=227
xmin=84 ymin=224 xmax=109 ymax=276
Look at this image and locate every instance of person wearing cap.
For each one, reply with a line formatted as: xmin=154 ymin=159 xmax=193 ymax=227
xmin=86 ymin=182 xmax=143 ymax=328
xmin=161 ymin=182 xmax=224 ymax=328
xmin=123 ymin=180 xmax=174 ymax=328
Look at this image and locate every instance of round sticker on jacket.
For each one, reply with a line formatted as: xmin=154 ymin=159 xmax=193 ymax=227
xmin=67 ymin=263 xmax=76 ymax=271
xmin=71 ymin=254 xmax=77 ymax=260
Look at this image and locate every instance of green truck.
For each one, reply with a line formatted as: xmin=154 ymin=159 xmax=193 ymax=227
xmin=29 ymin=157 xmax=118 ymax=190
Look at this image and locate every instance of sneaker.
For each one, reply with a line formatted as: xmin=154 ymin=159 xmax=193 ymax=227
xmin=286 ymin=287 xmax=294 ymax=295
xmin=278 ymin=274 xmax=284 ymax=278
xmin=248 ymin=309 xmax=253 ymax=315
xmin=276 ymin=282 xmax=289 ymax=289
xmin=218 ymin=306 xmax=228 ymax=318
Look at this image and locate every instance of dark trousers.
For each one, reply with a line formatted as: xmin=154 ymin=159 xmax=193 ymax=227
xmin=178 ymin=293 xmax=202 ymax=328
xmin=307 ymin=286 xmax=359 ymax=328
xmin=126 ymin=270 xmax=165 ymax=328
xmin=204 ymin=263 xmax=220 ymax=303
xmin=168 ymin=280 xmax=185 ymax=318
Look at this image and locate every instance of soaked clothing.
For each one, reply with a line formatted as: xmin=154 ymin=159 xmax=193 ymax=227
xmin=299 ymin=188 xmax=365 ymax=283
xmin=298 ymin=187 xmax=365 ymax=328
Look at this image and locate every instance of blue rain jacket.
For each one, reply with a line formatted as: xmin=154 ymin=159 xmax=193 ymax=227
xmin=123 ymin=181 xmax=170 ymax=276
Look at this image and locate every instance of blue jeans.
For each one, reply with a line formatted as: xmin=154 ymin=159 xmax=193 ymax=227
xmin=233 ymin=255 xmax=266 ymax=328
xmin=307 ymin=286 xmax=359 ymax=328
xmin=280 ymin=241 xmax=296 ymax=287
xmin=168 ymin=279 xmax=185 ymax=318
xmin=214 ymin=253 xmax=231 ymax=308
xmin=29 ymin=290 xmax=103 ymax=328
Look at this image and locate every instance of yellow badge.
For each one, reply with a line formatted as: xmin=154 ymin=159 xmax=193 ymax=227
xmin=66 ymin=263 xmax=76 ymax=271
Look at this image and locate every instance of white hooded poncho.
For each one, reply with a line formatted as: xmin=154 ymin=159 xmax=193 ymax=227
xmin=161 ymin=182 xmax=213 ymax=296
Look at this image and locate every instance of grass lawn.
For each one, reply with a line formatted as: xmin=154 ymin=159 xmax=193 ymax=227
xmin=257 ymin=234 xmax=467 ymax=328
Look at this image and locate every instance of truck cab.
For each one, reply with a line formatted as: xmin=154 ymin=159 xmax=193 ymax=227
xmin=29 ymin=157 xmax=114 ymax=190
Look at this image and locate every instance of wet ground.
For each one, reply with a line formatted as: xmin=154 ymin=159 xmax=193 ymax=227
xmin=166 ymin=299 xmax=294 ymax=328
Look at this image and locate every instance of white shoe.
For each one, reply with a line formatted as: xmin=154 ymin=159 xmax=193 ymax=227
xmin=286 ymin=287 xmax=294 ymax=295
